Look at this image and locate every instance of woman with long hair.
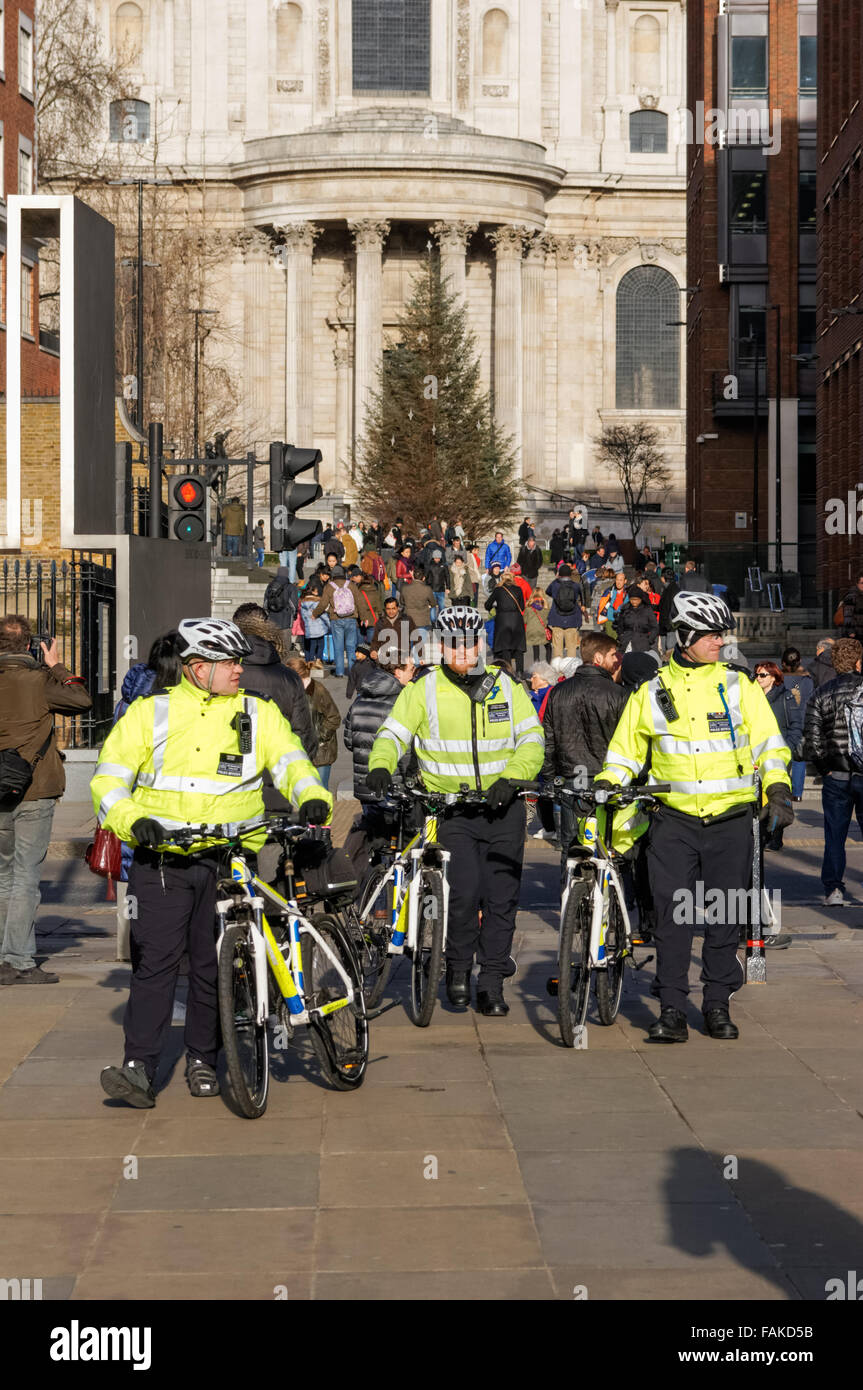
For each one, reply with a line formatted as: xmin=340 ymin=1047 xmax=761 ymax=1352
xmin=754 ymin=660 xmax=804 ymax=848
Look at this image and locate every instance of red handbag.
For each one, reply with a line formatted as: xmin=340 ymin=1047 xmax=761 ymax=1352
xmin=85 ymin=825 xmax=123 ymax=880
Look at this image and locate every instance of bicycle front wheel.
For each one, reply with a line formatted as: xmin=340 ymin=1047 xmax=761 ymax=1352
xmin=218 ymin=923 xmax=269 ymax=1118
xmin=306 ymin=915 xmax=369 ymax=1090
xmin=356 ymin=865 xmax=395 ymax=1010
xmin=596 ymin=890 xmax=626 ymax=1025
xmin=409 ymin=867 xmax=445 ymax=1027
xmin=558 ymin=880 xmax=591 ymax=1047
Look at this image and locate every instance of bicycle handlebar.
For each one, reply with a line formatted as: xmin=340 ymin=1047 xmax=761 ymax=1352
xmin=160 ymin=817 xmax=329 ymax=850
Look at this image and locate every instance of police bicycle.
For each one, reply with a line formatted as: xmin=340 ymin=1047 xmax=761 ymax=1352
xmin=550 ymin=781 xmax=670 ymax=1045
xmin=164 ymin=818 xmax=368 ymax=1118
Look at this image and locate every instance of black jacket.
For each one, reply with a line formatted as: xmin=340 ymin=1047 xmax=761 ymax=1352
xmin=658 ymin=579 xmax=680 ymax=636
xmin=485 ymin=583 xmax=526 ymax=653
xmin=426 ymin=558 xmax=450 ymax=592
xmin=542 ymin=664 xmax=630 ymax=779
xmin=264 ymin=569 xmax=299 ymax=632
xmin=238 ymin=635 xmax=318 ymax=761
xmin=343 ymin=667 xmax=414 ymax=800
xmin=803 ymin=672 xmax=863 ymax=773
xmin=517 ymin=544 xmax=543 ymax=582
xmin=807 ymin=652 xmax=836 ymax=690
xmin=613 ymin=602 xmax=659 ymax=653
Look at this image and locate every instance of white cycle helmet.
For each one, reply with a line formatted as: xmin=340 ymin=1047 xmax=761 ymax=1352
xmin=435 ymin=606 xmax=485 ymax=636
xmin=177 ymin=618 xmax=252 ymax=663
xmin=670 ymin=591 xmax=736 ymax=637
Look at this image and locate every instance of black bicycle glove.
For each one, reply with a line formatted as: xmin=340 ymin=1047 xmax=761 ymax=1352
xmin=298 ymin=799 xmax=330 ymax=826
xmin=537 ymin=796 xmax=557 ymax=832
xmin=366 ymin=768 xmax=393 ymax=799
xmin=132 ymin=817 xmax=166 ymax=850
xmin=760 ymin=787 xmax=794 ymax=832
xmin=486 ymin=778 xmax=517 ymax=811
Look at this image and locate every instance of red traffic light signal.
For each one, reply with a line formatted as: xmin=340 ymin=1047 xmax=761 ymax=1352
xmin=169 ymin=473 xmax=207 ymax=543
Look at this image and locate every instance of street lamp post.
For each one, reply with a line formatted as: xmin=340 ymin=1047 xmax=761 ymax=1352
xmin=186 ymin=309 xmax=217 ymax=460
xmin=770 ymin=304 xmax=782 ymax=574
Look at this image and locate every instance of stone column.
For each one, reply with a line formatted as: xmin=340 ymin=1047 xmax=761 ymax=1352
xmin=522 ymin=234 xmax=547 ymax=485
xmin=240 ymin=229 xmax=273 ymax=442
xmin=430 ymin=220 xmax=477 ymax=306
xmin=333 ymin=334 xmax=354 ymax=480
xmin=488 ymin=226 xmax=528 ymax=474
xmin=348 ymin=219 xmax=390 ymax=459
xmin=275 ymin=221 xmax=320 ymax=447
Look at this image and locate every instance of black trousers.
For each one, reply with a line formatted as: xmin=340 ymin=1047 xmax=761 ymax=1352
xmin=646 ymin=808 xmax=752 ymax=1013
xmin=437 ymin=799 xmax=525 ymax=988
xmin=123 ymin=852 xmax=220 ymax=1079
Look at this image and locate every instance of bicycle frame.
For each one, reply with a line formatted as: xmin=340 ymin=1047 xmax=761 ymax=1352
xmin=356 ymin=811 xmax=452 ymax=956
xmin=215 ymin=852 xmax=357 ymax=1028
xmin=560 ymin=807 xmax=634 ymax=971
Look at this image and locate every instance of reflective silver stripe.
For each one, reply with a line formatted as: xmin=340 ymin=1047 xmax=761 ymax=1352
xmin=150 ymin=695 xmax=171 ymax=776
xmin=94 ymin=762 xmax=135 ymax=783
xmin=662 ymin=776 xmax=755 ymax=794
xmin=517 ymin=731 xmax=544 ymax=749
xmin=418 ymin=755 xmax=510 ymax=776
xmin=135 ymin=772 xmax=263 ymax=795
xmin=759 ymin=757 xmax=789 ymax=772
xmin=291 ymin=775 xmax=322 ymax=801
xmin=379 ymin=715 xmax=412 ymax=752
xmin=647 ymin=676 xmax=670 ymax=736
xmin=655 ymin=735 xmax=750 ymax=757
xmin=751 ymin=733 xmax=790 ymax=759
xmin=376 ymin=729 xmax=407 ymax=757
xmin=242 ymin=698 xmax=259 ymax=781
xmin=607 ymin=751 xmax=641 ymax=774
xmin=723 ymin=670 xmax=743 ymax=733
xmin=514 ymin=715 xmax=538 ymax=735
xmin=98 ymin=786 xmax=132 ymax=819
xmin=271 ymin=749 xmax=308 ymax=783
xmin=500 ymin=674 xmax=515 ymax=730
xmin=425 ymin=671 xmax=440 ymax=739
xmin=422 ymin=737 xmax=511 ymax=753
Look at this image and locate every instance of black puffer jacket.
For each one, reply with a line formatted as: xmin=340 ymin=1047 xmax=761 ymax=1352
xmin=343 ymin=667 xmax=415 ymax=800
xmin=613 ymin=602 xmax=658 ymax=653
xmin=803 ymin=672 xmax=863 ymax=774
xmin=542 ymin=664 xmax=630 ymax=779
xmin=238 ymin=635 xmax=318 ymax=760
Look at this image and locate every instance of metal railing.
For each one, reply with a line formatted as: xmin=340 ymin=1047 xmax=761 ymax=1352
xmin=0 ymin=552 xmax=117 ymax=749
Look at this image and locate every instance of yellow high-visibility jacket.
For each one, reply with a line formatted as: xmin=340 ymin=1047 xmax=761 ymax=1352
xmin=368 ymin=665 xmax=544 ymax=794
xmin=90 ymin=675 xmax=331 ymax=854
xmin=600 ymin=654 xmax=791 ymax=819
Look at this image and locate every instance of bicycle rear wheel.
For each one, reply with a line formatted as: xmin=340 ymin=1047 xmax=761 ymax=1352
xmin=596 ymin=889 xmax=626 ymax=1025
xmin=558 ymin=880 xmax=592 ymax=1047
xmin=218 ymin=923 xmax=269 ymax=1118
xmin=356 ymin=864 xmax=395 ymax=1010
xmin=306 ymin=915 xmax=369 ymax=1090
xmin=409 ymin=867 xmax=444 ymax=1028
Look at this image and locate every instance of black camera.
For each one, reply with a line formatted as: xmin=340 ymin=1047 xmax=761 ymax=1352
xmin=28 ymin=633 xmax=52 ymax=663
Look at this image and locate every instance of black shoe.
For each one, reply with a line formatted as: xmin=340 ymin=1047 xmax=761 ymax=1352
xmin=764 ymin=933 xmax=791 ymax=949
xmin=647 ymin=1007 xmax=688 ymax=1043
xmin=100 ymin=1061 xmax=156 ymax=1108
xmin=445 ymin=965 xmax=471 ymax=1010
xmin=476 ymin=988 xmax=509 ymax=1017
xmin=704 ymin=1008 xmax=739 ymax=1040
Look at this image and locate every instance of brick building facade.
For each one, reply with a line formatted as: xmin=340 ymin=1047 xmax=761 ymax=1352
xmin=817 ymin=0 xmax=863 ymax=606
xmin=686 ymin=0 xmax=817 ymax=601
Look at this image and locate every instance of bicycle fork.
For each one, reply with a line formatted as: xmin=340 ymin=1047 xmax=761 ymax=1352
xmin=404 ymin=846 xmax=452 ymax=953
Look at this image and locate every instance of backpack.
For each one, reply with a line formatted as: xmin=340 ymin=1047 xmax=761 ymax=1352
xmin=332 ymin=582 xmax=356 ymax=617
xmin=844 ymin=684 xmax=863 ymax=772
xmin=556 ymin=579 xmax=577 ymax=615
xmin=264 ymin=579 xmax=286 ymax=613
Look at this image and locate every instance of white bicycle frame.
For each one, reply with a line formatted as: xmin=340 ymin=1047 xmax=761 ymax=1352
xmin=561 ymin=850 xmax=635 ymax=972
xmin=404 ymin=835 xmax=452 ymax=954
xmin=359 ymin=815 xmax=452 ymax=957
xmin=215 ymin=856 xmax=356 ymax=1029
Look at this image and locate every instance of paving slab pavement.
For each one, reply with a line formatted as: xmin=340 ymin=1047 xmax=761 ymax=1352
xmin=1 ymin=801 xmax=863 ymax=1301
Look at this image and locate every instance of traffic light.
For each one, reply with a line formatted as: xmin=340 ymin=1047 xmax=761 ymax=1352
xmin=169 ymin=473 xmax=207 ymax=542
xmin=270 ymin=441 xmax=323 ymax=549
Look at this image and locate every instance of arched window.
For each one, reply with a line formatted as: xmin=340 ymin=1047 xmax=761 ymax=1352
xmin=276 ymin=2 xmax=302 ymax=71
xmin=632 ymin=13 xmax=660 ymax=90
xmin=482 ymin=8 xmax=509 ymax=76
xmin=616 ymin=266 xmax=679 ymax=409
xmin=115 ymin=2 xmax=144 ymax=63
xmin=630 ymin=109 xmax=668 ymax=153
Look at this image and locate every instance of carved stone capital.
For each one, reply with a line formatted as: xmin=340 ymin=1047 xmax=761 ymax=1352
xmin=333 ymin=343 xmax=353 ymax=370
xmin=430 ymin=220 xmax=478 ymax=254
xmin=486 ymin=225 xmax=531 ymax=260
xmin=236 ymin=226 xmax=274 ymax=260
xmin=349 ymin=219 xmax=391 ymax=254
xmin=274 ymin=221 xmax=321 ymax=255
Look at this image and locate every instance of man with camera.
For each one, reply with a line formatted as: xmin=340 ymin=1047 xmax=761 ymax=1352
xmin=0 ymin=615 xmax=92 ymax=984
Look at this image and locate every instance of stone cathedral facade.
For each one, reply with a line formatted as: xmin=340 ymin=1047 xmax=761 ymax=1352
xmin=100 ymin=0 xmax=688 ymax=518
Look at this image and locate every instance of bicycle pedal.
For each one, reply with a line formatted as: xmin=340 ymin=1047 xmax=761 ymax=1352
xmin=629 ymin=953 xmax=654 ymax=970
xmin=546 ymin=976 xmax=559 ymax=997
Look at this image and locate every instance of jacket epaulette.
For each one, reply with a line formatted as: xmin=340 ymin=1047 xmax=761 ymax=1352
xmin=724 ymin=661 xmax=757 ymax=681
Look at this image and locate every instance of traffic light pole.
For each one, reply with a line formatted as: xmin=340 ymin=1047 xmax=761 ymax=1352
xmin=246 ymin=452 xmax=256 ymax=571
xmin=148 ymin=422 xmax=163 ymax=539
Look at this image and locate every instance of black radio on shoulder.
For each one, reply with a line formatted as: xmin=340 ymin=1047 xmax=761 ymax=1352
xmin=232 ymin=710 xmax=253 ymax=754
xmin=656 ymin=687 xmax=679 ymax=722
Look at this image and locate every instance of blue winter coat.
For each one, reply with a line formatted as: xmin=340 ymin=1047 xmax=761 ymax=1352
xmin=112 ymin=663 xmax=157 ymax=723
xmin=484 ymin=539 xmax=512 ymax=570
xmin=546 ymin=577 xmax=585 ymax=629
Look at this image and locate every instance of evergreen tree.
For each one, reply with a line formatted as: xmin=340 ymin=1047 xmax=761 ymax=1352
xmin=354 ymin=259 xmax=520 ymax=537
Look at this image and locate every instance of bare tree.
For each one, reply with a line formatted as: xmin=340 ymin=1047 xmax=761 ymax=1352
xmin=593 ymin=422 xmax=672 ymax=548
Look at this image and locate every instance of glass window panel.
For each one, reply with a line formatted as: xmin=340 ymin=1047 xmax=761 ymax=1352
xmin=353 ymin=0 xmax=430 ymax=93
xmin=615 ymin=266 xmax=679 ymax=409
xmin=730 ymin=36 xmax=767 ymax=93
xmin=799 ymin=35 xmax=817 ymax=90
xmin=629 ymin=109 xmax=668 ymax=153
xmin=730 ymin=170 xmax=766 ymax=233
xmin=798 ymin=169 xmax=816 ymax=228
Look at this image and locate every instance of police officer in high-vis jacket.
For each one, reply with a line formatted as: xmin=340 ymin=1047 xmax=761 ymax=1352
xmin=91 ymin=619 xmax=331 ymax=1108
xmin=367 ymin=607 xmax=544 ymax=1016
xmin=598 ymin=592 xmax=793 ymax=1042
